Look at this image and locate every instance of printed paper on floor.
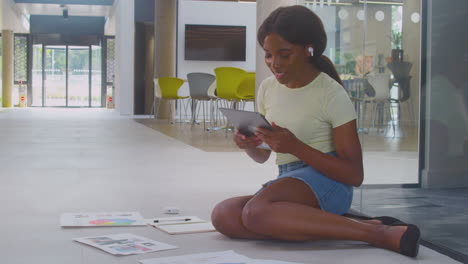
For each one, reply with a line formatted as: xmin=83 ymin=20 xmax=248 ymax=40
xmin=61 ymin=212 xmax=146 ymax=227
xmin=74 ymin=233 xmax=177 ymax=256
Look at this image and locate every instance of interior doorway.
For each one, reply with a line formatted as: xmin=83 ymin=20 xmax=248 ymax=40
xmin=31 ymin=44 xmax=102 ymax=107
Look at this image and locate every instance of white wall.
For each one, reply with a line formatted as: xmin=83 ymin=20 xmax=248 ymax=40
xmin=104 ymin=3 xmax=116 ymax=36
xmin=114 ymin=0 xmax=134 ymax=115
xmin=0 ymin=0 xmax=3 ymax=30
xmin=177 ymin=0 xmax=256 ymax=97
xmin=2 ymin=0 xmax=29 ymax=33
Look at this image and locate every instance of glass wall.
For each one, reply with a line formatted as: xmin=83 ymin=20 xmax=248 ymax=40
xmin=44 ymin=46 xmax=67 ymax=106
xmin=32 ymin=44 xmax=43 ymax=107
xmin=299 ymin=0 xmax=468 ymax=260
xmin=91 ymin=45 xmax=102 ymax=107
xmin=301 ymin=0 xmax=421 ymax=187
xmin=68 ymin=46 xmax=90 ymax=107
xmin=419 ymin=0 xmax=468 ymax=259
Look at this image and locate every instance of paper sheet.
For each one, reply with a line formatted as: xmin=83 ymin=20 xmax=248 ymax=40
xmin=147 ymin=216 xmax=216 ymax=235
xmin=74 ymin=233 xmax=177 ymax=256
xmin=60 ymin=212 xmax=146 ymax=227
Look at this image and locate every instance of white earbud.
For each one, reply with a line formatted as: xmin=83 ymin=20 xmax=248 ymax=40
xmin=308 ymin=47 xmax=314 ymax=56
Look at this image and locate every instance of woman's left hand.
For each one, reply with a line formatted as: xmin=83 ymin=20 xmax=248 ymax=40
xmin=255 ymin=122 xmax=302 ymax=154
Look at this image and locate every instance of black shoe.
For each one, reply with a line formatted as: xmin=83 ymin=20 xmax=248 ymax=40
xmin=343 ymin=214 xmax=407 ymax=226
xmin=374 ymin=216 xmax=407 ymax=226
xmin=342 ymin=213 xmax=373 ymax=220
xmin=399 ymin=224 xmax=420 ymax=258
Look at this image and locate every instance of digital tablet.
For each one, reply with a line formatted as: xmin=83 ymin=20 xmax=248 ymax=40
xmin=219 ymin=108 xmax=272 ymax=137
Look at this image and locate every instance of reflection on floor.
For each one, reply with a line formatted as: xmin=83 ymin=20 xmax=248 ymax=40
xmin=136 ymin=118 xmax=241 ymax=152
xmin=136 ymin=118 xmax=419 ymax=185
xmin=358 ymin=124 xmax=419 ymax=152
xmin=136 ymin=118 xmax=419 ymax=152
xmin=352 ymin=187 xmax=468 ymax=263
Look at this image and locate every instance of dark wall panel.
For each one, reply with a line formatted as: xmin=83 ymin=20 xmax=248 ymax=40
xmin=135 ymin=0 xmax=155 ymax=23
xmin=30 ymin=15 xmax=105 ymax=36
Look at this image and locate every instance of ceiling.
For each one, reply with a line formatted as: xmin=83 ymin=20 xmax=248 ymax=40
xmin=14 ymin=0 xmax=113 ymax=5
xmin=13 ymin=0 xmax=113 ymax=17
xmin=15 ymin=3 xmax=112 ymax=17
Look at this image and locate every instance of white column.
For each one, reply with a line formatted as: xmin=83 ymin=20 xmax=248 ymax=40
xmin=153 ymin=0 xmax=177 ymax=119
xmin=114 ymin=0 xmax=135 ymax=115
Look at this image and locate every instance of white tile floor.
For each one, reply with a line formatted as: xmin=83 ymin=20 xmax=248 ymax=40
xmin=0 ymin=108 xmax=459 ymax=264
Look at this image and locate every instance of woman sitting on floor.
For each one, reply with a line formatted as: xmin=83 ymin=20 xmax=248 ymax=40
xmin=211 ymin=5 xmax=420 ymax=258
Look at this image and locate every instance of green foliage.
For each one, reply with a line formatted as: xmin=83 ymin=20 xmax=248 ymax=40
xmin=335 ymin=51 xmax=356 ymax=76
xmin=390 ymin=31 xmax=403 ymax=50
xmin=43 ymin=49 xmax=90 ymax=73
xmin=343 ymin=53 xmax=356 ymax=75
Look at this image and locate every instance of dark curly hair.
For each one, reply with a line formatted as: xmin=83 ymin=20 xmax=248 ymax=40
xmin=257 ymin=5 xmax=342 ymax=86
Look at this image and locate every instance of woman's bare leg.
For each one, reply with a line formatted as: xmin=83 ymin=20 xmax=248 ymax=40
xmin=211 ymin=195 xmax=270 ymax=239
xmin=211 ymin=195 xmax=381 ymax=240
xmin=240 ymin=178 xmax=410 ymax=253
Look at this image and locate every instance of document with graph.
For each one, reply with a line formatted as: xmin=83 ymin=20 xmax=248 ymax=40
xmin=74 ymin=233 xmax=177 ymax=256
xmin=60 ymin=212 xmax=146 ymax=227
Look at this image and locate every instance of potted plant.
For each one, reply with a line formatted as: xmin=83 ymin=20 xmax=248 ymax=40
xmin=335 ymin=50 xmax=357 ymax=76
xmin=389 ymin=31 xmax=403 ymax=62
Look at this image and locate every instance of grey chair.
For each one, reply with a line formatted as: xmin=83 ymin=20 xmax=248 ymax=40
xmin=187 ymin=72 xmax=216 ymax=130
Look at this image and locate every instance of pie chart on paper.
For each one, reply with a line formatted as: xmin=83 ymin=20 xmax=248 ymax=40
xmin=89 ymin=218 xmax=137 ymax=226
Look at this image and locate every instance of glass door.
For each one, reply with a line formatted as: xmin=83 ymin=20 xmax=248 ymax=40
xmin=32 ymin=44 xmax=43 ymax=106
xmin=91 ymin=45 xmax=102 ymax=107
xmin=44 ymin=45 xmax=66 ymax=106
xmin=31 ymin=44 xmax=103 ymax=107
xmin=68 ymin=46 xmax=90 ymax=107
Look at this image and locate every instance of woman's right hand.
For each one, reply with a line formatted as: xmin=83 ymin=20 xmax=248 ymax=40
xmin=233 ymin=130 xmax=263 ymax=149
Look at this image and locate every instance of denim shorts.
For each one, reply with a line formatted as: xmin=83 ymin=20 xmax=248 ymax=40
xmin=258 ymin=152 xmax=353 ymax=215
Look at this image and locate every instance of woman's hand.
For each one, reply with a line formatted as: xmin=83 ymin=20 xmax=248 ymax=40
xmin=255 ymin=122 xmax=302 ymax=154
xmin=233 ymin=130 xmax=263 ymax=150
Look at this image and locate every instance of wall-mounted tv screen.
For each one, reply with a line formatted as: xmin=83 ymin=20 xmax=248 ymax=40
xmin=185 ymin=24 xmax=246 ymax=61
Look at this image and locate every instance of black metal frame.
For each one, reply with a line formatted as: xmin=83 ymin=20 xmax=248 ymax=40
xmin=88 ymin=44 xmax=92 ymax=107
xmin=418 ymin=0 xmax=428 ymax=189
xmin=41 ymin=44 xmax=45 ymax=107
xmin=66 ymin=45 xmax=69 ymax=107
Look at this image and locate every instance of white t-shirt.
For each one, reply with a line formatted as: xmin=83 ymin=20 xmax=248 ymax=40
xmin=257 ymin=72 xmax=357 ymax=165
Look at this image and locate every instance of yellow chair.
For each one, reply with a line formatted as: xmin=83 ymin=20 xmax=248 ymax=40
xmin=237 ymin=72 xmax=255 ymax=101
xmin=213 ymin=67 xmax=256 ymax=132
xmin=214 ymin=67 xmax=256 ymax=106
xmin=214 ymin=67 xmax=247 ymax=104
xmin=153 ymin=77 xmax=189 ymax=123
